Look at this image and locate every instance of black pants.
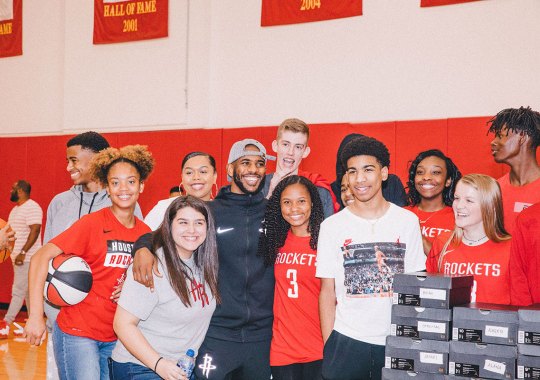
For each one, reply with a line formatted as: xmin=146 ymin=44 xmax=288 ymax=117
xmin=322 ymin=330 xmax=385 ymax=380
xmin=271 ymin=360 xmax=323 ymax=380
xmin=194 ymin=336 xmax=271 ymax=380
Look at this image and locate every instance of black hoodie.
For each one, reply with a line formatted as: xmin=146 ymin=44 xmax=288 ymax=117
xmin=330 ymin=133 xmax=407 ymax=208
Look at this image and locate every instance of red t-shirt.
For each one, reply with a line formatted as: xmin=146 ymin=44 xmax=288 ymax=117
xmin=498 ymin=174 xmax=540 ymax=234
xmin=509 ymin=202 xmax=540 ymax=306
xmin=52 ymin=207 xmax=150 ymax=342
xmin=270 ymin=231 xmax=323 ymax=366
xmin=426 ymin=232 xmax=511 ymax=305
xmin=405 ymin=206 xmax=454 ymax=243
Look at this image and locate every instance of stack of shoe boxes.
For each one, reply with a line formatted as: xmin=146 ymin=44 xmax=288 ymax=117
xmin=517 ymin=304 xmax=540 ymax=379
xmin=449 ymin=303 xmax=519 ymax=379
xmin=382 ymin=272 xmax=474 ymax=379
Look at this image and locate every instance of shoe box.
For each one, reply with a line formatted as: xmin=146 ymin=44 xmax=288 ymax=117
xmin=382 ymin=367 xmax=448 ymax=379
xmin=393 ymin=272 xmax=473 ymax=309
xmin=518 ymin=304 xmax=540 ymax=357
xmin=391 ymin=304 xmax=453 ymax=341
xmin=516 ymin=354 xmax=540 ymax=379
xmin=385 ymin=336 xmax=450 ymax=374
xmin=452 ymin=303 xmax=519 ymax=346
xmin=449 ymin=340 xmax=517 ymax=380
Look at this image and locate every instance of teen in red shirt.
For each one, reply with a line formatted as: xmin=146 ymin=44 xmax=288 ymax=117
xmin=405 ymin=149 xmax=461 ymax=255
xmin=25 ymin=145 xmax=154 ymax=380
xmin=427 ymin=174 xmax=512 ymax=304
xmin=258 ymin=175 xmax=325 ymax=380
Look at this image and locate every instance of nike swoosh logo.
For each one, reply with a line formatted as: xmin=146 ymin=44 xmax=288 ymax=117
xmin=103 ymin=229 xmax=112 ymax=233
xmin=217 ymin=227 xmax=234 ymax=234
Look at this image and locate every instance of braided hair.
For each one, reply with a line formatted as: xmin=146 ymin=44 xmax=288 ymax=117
xmin=258 ymin=175 xmax=324 ymax=267
xmin=487 ymin=106 xmax=540 ymax=150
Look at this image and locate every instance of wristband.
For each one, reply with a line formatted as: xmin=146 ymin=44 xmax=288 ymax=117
xmin=154 ymin=357 xmax=163 ymax=372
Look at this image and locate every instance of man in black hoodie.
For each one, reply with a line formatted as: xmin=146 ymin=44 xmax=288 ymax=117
xmin=131 ymin=139 xmax=275 ymax=380
xmin=193 ymin=139 xmax=274 ymax=380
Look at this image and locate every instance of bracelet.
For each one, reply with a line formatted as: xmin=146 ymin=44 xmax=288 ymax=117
xmin=154 ymin=357 xmax=163 ymax=372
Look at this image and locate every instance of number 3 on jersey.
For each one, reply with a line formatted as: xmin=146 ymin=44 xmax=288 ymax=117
xmin=287 ymin=269 xmax=299 ymax=298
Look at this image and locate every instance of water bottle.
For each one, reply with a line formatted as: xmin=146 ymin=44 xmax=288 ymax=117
xmin=177 ymin=349 xmax=196 ymax=378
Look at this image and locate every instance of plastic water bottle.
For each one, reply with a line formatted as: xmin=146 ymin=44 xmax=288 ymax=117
xmin=177 ymin=349 xmax=196 ymax=378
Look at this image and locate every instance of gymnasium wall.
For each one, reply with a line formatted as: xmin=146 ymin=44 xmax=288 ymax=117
xmin=0 ymin=117 xmax=509 ymax=303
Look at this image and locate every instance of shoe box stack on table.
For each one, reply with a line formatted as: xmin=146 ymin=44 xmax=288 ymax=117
xmin=383 ymin=271 xmax=540 ymax=380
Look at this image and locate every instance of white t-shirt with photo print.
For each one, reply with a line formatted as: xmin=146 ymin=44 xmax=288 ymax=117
xmin=316 ymin=203 xmax=425 ymax=346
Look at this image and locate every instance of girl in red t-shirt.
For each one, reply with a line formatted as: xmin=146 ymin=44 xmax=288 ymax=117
xmin=258 ymin=175 xmax=325 ymax=380
xmin=25 ymin=145 xmax=154 ymax=380
xmin=426 ymin=174 xmax=512 ymax=304
xmin=405 ymin=149 xmax=462 ymax=255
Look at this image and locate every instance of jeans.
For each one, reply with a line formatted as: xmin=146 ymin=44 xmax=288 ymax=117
xmin=53 ymin=322 xmax=116 ymax=380
xmin=108 ymin=358 xmax=160 ymax=380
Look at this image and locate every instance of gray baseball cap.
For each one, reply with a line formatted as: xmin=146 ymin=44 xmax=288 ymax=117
xmin=227 ymin=139 xmax=275 ymax=181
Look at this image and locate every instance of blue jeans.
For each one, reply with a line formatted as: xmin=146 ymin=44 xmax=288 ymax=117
xmin=108 ymin=359 xmax=161 ymax=380
xmin=53 ymin=322 xmax=116 ymax=380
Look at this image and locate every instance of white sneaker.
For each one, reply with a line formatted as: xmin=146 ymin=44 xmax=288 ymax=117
xmin=0 ymin=320 xmax=9 ymax=339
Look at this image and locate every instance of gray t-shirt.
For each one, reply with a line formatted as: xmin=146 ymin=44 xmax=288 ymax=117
xmin=112 ymin=249 xmax=216 ymax=365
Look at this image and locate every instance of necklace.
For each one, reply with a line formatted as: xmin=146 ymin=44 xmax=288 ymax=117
xmin=462 ymin=235 xmax=488 ymax=245
xmin=416 ymin=206 xmax=445 ymax=224
xmin=366 ymin=217 xmax=380 ymax=234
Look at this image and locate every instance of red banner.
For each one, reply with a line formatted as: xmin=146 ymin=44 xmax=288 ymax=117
xmin=0 ymin=0 xmax=22 ymax=58
xmin=421 ymin=0 xmax=481 ymax=7
xmin=93 ymin=0 xmax=168 ymax=44
xmin=261 ymin=0 xmax=362 ymax=27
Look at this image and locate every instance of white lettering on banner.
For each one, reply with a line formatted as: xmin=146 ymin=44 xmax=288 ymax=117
xmin=485 ymin=325 xmax=509 ymax=338
xmin=421 ymin=226 xmax=451 ymax=238
xmin=444 ymin=262 xmax=501 ymax=277
xmin=420 ymin=352 xmax=443 ymax=365
xmin=419 ymin=288 xmax=446 ymax=301
xmin=275 ymin=252 xmax=316 ymax=266
xmin=484 ymin=359 xmax=506 ymax=375
xmin=418 ymin=321 xmax=446 ymax=334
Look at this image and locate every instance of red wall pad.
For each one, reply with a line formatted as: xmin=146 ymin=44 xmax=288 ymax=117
xmin=447 ymin=117 xmax=505 ymax=179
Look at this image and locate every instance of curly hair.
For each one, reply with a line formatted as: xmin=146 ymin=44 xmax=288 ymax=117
xmin=91 ymin=145 xmax=155 ymax=186
xmin=67 ymin=131 xmax=110 ymax=153
xmin=258 ymin=175 xmax=324 ymax=267
xmin=487 ymin=106 xmax=540 ymax=150
xmin=340 ymin=136 xmax=390 ymax=169
xmin=406 ymin=149 xmax=462 ymax=206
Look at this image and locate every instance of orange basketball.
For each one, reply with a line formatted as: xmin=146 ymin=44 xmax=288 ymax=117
xmin=0 ymin=218 xmax=15 ymax=264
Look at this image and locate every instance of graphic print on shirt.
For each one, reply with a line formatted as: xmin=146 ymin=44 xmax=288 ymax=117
xmin=104 ymin=240 xmax=134 ymax=268
xmin=341 ymin=240 xmax=405 ymax=298
xmin=190 ymin=277 xmax=210 ymax=307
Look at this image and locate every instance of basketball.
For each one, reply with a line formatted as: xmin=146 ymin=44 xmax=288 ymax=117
xmin=44 ymin=254 xmax=93 ymax=307
xmin=0 ymin=218 xmax=15 ymax=264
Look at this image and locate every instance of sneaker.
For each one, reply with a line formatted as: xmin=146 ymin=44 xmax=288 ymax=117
xmin=12 ymin=322 xmax=24 ymax=337
xmin=0 ymin=320 xmax=9 ymax=339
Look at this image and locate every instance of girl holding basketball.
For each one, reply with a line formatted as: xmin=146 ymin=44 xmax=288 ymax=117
xmin=25 ymin=145 xmax=154 ymax=380
xmin=405 ymin=149 xmax=461 ymax=255
xmin=258 ymin=175 xmax=325 ymax=380
xmin=109 ymin=196 xmax=219 ymax=380
xmin=426 ymin=174 xmax=512 ymax=304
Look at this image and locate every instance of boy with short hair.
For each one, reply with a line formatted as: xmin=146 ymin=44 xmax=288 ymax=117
xmin=316 ymin=136 xmax=424 ymax=379
xmin=263 ymin=118 xmax=339 ymax=217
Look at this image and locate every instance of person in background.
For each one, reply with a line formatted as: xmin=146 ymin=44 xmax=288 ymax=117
xmin=0 ymin=222 xmax=15 ymax=251
xmin=25 ymin=145 xmax=154 ymax=380
xmin=340 ymin=175 xmax=354 ymax=208
xmin=426 ymin=174 xmax=512 ymax=304
xmin=144 ymin=152 xmax=218 ymax=231
xmin=331 ymin=133 xmax=407 ymax=209
xmin=259 ymin=175 xmax=325 ymax=380
xmin=509 ymin=202 xmax=540 ymax=306
xmin=110 ymin=196 xmax=219 ymax=380
xmin=169 ymin=186 xmax=181 ymax=198
xmin=488 ymin=106 xmax=540 ymax=233
xmin=263 ymin=118 xmax=339 ymax=218
xmin=0 ymin=180 xmax=42 ymax=340
xmin=405 ymin=149 xmax=461 ymax=255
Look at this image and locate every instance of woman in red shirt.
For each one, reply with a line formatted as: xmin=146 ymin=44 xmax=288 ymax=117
xmin=258 ymin=175 xmax=325 ymax=380
xmin=426 ymin=174 xmax=512 ymax=304
xmin=25 ymin=145 xmax=154 ymax=380
xmin=405 ymin=149 xmax=461 ymax=255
